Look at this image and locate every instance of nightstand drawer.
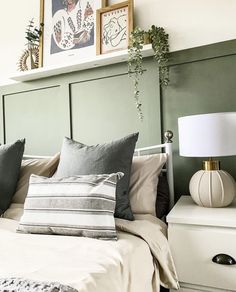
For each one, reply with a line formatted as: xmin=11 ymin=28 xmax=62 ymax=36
xmin=168 ymin=224 xmax=236 ymax=291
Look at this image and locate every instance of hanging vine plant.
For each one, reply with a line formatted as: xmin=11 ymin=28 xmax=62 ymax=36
xmin=128 ymin=27 xmax=146 ymax=121
xmin=128 ymin=25 xmax=169 ymax=120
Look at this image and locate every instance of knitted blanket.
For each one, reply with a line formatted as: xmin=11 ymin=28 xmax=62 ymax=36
xmin=0 ymin=278 xmax=78 ymax=292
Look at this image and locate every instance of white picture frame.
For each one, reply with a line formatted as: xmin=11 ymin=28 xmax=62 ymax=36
xmin=40 ymin=0 xmax=102 ymax=67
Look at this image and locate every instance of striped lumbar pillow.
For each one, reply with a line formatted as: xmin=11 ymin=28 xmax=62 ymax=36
xmin=17 ymin=173 xmax=123 ymax=240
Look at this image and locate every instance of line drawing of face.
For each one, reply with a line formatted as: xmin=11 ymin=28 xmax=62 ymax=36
xmin=103 ymin=14 xmax=127 ymax=47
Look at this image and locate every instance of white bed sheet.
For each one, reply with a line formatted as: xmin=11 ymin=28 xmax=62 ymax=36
xmin=0 ymin=208 xmax=179 ymax=292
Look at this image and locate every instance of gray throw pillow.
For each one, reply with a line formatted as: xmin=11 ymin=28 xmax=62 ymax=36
xmin=0 ymin=139 xmax=25 ymax=213
xmin=55 ymin=133 xmax=139 ymax=220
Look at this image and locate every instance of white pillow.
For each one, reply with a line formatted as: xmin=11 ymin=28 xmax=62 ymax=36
xmin=129 ymin=153 xmax=167 ymax=215
xmin=18 ymin=172 xmax=123 ymax=240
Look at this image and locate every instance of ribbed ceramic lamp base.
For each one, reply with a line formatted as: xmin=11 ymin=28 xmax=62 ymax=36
xmin=189 ymin=170 xmax=236 ymax=207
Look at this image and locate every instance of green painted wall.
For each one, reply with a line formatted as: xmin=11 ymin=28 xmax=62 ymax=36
xmin=162 ymin=39 xmax=236 ymax=199
xmin=4 ymin=85 xmax=70 ymax=155
xmin=0 ymin=58 xmax=161 ymax=155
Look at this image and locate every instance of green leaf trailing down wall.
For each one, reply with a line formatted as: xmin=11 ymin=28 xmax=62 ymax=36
xmin=128 ymin=25 xmax=169 ymax=121
xmin=149 ymin=25 xmax=169 ymax=86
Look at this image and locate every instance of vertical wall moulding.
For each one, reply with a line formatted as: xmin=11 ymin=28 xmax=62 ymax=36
xmin=68 ymin=83 xmax=73 ymax=140
xmin=1 ymin=95 xmax=6 ymax=144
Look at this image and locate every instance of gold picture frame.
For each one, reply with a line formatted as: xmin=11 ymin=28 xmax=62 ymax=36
xmin=39 ymin=0 xmax=103 ymax=67
xmin=39 ymin=0 xmax=44 ymax=67
xmin=101 ymin=0 xmax=108 ymax=8
xmin=96 ymin=0 xmax=133 ymax=55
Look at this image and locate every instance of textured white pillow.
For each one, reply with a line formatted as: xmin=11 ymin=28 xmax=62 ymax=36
xmin=129 ymin=153 xmax=167 ymax=215
xmin=18 ymin=173 xmax=123 ymax=240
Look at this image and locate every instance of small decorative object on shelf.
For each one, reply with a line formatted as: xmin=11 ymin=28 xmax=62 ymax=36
xmin=128 ymin=25 xmax=169 ymax=120
xmin=17 ymin=19 xmax=43 ymax=72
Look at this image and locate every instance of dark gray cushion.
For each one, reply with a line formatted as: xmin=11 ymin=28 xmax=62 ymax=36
xmin=156 ymin=175 xmax=170 ymax=219
xmin=55 ymin=133 xmax=139 ymax=220
xmin=0 ymin=139 xmax=25 ymax=213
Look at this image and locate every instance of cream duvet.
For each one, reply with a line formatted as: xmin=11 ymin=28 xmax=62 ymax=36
xmin=0 ymin=212 xmax=179 ymax=292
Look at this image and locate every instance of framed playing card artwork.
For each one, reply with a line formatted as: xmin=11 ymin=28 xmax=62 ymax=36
xmin=39 ymin=0 xmax=102 ymax=67
xmin=96 ymin=1 xmax=133 ymax=55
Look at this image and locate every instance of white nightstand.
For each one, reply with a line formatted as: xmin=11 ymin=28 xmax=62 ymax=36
xmin=167 ymin=196 xmax=236 ymax=292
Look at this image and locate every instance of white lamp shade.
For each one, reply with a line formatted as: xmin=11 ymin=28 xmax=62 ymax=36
xmin=178 ymin=112 xmax=236 ymax=157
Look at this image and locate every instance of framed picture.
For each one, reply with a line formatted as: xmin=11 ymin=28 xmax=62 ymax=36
xmin=39 ymin=0 xmax=102 ymax=67
xmin=96 ymin=0 xmax=133 ymax=55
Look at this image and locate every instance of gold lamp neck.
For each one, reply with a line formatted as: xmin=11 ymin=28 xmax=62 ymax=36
xmin=202 ymin=159 xmax=220 ymax=171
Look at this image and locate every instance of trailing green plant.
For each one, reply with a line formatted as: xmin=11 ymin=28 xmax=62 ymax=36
xmin=149 ymin=25 xmax=169 ymax=86
xmin=128 ymin=27 xmax=146 ymax=121
xmin=128 ymin=25 xmax=170 ymax=120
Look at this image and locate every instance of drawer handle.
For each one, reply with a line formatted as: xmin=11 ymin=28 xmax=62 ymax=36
xmin=212 ymin=254 xmax=236 ymax=265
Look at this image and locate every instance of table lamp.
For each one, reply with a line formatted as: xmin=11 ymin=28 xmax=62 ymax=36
xmin=178 ymin=112 xmax=236 ymax=207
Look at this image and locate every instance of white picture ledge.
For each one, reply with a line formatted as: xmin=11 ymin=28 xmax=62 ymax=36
xmin=10 ymin=44 xmax=153 ymax=82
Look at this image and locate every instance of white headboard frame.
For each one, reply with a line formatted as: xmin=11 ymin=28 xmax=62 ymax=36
xmin=23 ymin=155 xmax=52 ymax=159
xmin=134 ymin=130 xmax=174 ymax=210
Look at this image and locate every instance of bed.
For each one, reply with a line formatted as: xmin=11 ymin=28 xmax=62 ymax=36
xmin=0 ymin=132 xmax=179 ymax=292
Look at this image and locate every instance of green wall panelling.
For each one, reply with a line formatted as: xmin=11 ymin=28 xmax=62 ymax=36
xmin=70 ymin=58 xmax=161 ymax=147
xmin=4 ymin=84 xmax=70 ymax=155
xmin=162 ymin=39 xmax=236 ymax=199
xmin=0 ymin=57 xmax=162 ymax=154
